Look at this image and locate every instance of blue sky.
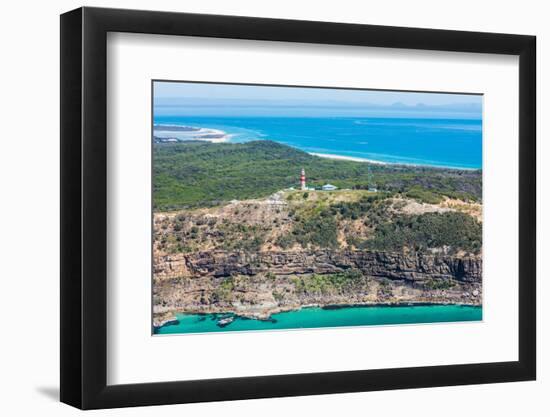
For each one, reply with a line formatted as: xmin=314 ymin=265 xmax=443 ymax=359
xmin=154 ymin=81 xmax=482 ymax=119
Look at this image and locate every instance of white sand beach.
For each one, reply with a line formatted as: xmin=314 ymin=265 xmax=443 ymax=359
xmin=153 ymin=125 xmax=230 ymax=143
xmin=309 ymin=152 xmax=388 ymax=165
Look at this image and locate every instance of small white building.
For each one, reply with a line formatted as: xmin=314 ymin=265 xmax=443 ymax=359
xmin=322 ymin=184 xmax=338 ymax=191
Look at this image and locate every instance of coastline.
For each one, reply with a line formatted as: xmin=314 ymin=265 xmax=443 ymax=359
xmin=154 ymin=123 xmax=480 ymax=170
xmin=153 ymin=124 xmax=231 ymax=143
xmin=310 ymin=152 xmax=480 ymax=170
xmin=310 ymin=152 xmax=388 ymax=165
xmin=154 ymin=301 xmax=482 ymax=331
xmin=154 ymin=299 xmax=482 ymax=330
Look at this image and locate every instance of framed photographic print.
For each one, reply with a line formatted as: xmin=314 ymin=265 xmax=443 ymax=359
xmin=60 ymin=6 xmax=536 ymax=409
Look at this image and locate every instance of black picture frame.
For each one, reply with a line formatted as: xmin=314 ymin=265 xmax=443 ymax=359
xmin=60 ymin=6 xmax=536 ymax=410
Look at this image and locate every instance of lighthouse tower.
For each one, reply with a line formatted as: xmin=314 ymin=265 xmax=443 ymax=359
xmin=300 ymin=168 xmax=306 ymax=190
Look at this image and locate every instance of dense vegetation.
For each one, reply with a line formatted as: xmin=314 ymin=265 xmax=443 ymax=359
xmin=154 ymin=141 xmax=482 ymax=255
xmin=153 ymin=140 xmax=482 ymax=210
xmin=364 ymin=212 xmax=482 ymax=254
xmin=284 ymin=213 xmax=339 ymax=249
xmin=291 ymin=269 xmax=367 ymax=295
xmin=329 ymin=194 xmax=392 ymax=224
xmin=211 ymin=269 xmax=369 ymax=303
xmin=278 ymin=194 xmax=482 ymax=254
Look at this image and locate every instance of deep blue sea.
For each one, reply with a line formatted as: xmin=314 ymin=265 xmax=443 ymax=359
xmin=153 ymin=116 xmax=482 ymax=169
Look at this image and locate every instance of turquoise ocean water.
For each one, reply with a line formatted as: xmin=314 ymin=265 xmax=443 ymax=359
xmin=154 ymin=305 xmax=482 ymax=335
xmin=153 ymin=116 xmax=482 ymax=169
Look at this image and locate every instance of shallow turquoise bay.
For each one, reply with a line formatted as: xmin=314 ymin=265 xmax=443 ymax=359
xmin=154 ymin=305 xmax=482 ymax=335
xmin=153 ymin=116 xmax=482 ymax=169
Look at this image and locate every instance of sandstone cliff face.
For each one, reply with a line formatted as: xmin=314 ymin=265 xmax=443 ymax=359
xmin=154 ymin=250 xmax=481 ymax=283
xmin=153 ymin=249 xmax=482 ymax=322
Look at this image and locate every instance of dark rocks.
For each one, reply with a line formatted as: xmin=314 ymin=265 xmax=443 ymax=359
xmin=156 ymin=249 xmax=481 ymax=283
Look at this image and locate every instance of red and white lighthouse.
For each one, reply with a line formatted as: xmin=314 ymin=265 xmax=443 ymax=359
xmin=300 ymin=168 xmax=306 ymax=190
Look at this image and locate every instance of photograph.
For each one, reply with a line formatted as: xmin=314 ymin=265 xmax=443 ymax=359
xmin=152 ymin=81 xmax=483 ymax=334
xmin=0 ymin=1 xmax=542 ymax=413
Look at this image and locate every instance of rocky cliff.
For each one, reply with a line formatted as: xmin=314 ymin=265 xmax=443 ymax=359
xmin=153 ymin=250 xmax=482 ymax=324
xmin=155 ymin=249 xmax=481 ymax=283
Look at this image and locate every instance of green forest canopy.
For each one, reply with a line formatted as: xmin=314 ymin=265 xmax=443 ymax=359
xmin=153 ymin=140 xmax=482 ymax=211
